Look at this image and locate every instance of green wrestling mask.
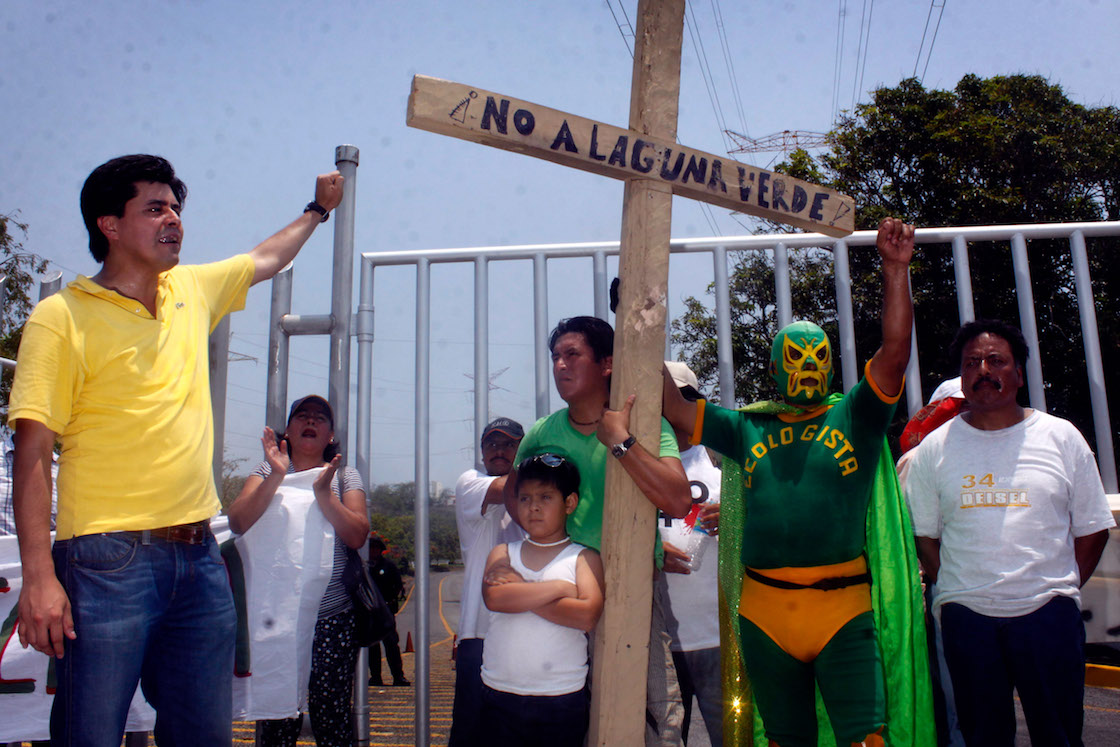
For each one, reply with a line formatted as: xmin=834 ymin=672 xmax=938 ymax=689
xmin=770 ymin=321 xmax=834 ymax=406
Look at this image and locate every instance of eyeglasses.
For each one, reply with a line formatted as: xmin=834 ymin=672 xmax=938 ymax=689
xmin=520 ymin=452 xmax=567 ymax=469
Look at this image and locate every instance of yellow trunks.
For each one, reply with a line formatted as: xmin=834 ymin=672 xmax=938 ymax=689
xmin=738 ymin=556 xmax=872 ymax=663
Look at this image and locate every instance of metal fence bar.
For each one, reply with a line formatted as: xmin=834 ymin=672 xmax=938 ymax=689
xmin=329 ymin=145 xmax=359 ymax=469
xmin=1009 ymin=232 xmax=1047 ymax=412
xmin=1070 ymin=230 xmax=1117 ymax=493
xmin=266 ymin=266 xmax=293 ymax=429
xmin=533 ymin=253 xmax=550 ymax=419
xmin=474 ymin=256 xmax=490 ymax=469
xmin=951 ymin=234 xmax=975 ymax=324
xmin=712 ymin=245 xmax=735 ymax=406
xmin=774 ymin=242 xmax=792 ymax=329
xmin=832 ymin=239 xmax=858 ymax=394
xmin=593 ymin=250 xmax=609 ymax=321
xmin=413 ymin=257 xmax=432 ymax=747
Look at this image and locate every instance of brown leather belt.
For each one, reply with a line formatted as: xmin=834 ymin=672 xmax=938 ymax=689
xmin=131 ymin=521 xmax=211 ymax=545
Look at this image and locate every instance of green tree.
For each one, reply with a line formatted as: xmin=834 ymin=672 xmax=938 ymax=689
xmin=368 ymin=481 xmax=462 ymax=569
xmin=1 ymin=214 xmax=49 ymax=417
xmin=676 ymin=74 xmax=1119 ymax=458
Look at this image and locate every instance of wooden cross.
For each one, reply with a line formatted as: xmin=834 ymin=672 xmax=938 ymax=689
xmin=408 ymin=1 xmax=853 ymax=742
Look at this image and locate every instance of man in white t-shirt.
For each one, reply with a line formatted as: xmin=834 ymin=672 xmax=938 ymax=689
xmin=905 ymin=319 xmax=1114 ymax=746
xmin=660 ymin=362 xmax=723 ymax=746
xmin=450 ymin=417 xmax=526 ymax=746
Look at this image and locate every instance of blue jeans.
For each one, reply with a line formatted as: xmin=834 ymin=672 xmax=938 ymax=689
xmin=51 ymin=530 xmax=237 ymax=746
xmin=941 ymin=596 xmax=1085 ymax=747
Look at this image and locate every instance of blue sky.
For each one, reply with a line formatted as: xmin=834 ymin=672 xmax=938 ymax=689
xmin=2 ymin=0 xmax=1118 ymax=491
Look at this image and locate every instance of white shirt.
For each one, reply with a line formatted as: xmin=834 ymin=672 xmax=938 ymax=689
xmin=454 ymin=468 xmax=524 ymax=639
xmin=905 ymin=410 xmax=1114 ymax=616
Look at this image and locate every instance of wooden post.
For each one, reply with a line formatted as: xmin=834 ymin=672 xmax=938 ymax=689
xmin=590 ymin=1 xmax=684 ymax=744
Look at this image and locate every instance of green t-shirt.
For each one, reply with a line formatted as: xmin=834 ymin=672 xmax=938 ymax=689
xmin=698 ymin=377 xmax=898 ymax=569
xmin=515 ymin=409 xmax=680 ymax=561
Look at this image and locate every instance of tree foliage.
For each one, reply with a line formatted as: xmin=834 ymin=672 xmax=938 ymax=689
xmin=369 ymin=481 xmax=460 ymax=569
xmin=675 ymin=75 xmax=1119 ymax=458
xmin=1 ymin=214 xmax=49 ymax=417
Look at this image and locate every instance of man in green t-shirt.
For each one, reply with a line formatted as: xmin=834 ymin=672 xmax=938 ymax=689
xmin=663 ymin=218 xmax=921 ymax=747
xmin=505 ymin=315 xmax=692 ymax=745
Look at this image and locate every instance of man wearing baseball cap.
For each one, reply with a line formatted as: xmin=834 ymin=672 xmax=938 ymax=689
xmin=450 ymin=417 xmax=526 ymax=745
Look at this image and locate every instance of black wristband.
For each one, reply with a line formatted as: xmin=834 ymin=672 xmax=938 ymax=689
xmin=304 ymin=201 xmax=329 ymax=223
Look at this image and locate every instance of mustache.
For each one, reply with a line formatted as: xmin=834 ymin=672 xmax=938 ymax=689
xmin=974 ymin=376 xmax=1003 ymax=391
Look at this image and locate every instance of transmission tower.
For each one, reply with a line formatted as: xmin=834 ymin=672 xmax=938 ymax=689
xmin=726 ymin=129 xmax=828 ymax=155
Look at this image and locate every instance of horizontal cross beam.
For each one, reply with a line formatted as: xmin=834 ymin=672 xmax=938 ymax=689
xmin=407 ymin=75 xmax=854 ymax=237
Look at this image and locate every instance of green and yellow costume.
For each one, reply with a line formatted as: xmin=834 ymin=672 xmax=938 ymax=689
xmin=701 ymin=323 xmax=934 ymax=746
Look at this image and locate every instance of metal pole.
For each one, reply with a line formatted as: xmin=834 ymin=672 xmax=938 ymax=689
xmin=1009 ymin=233 xmax=1046 ymax=411
xmin=712 ymin=246 xmax=736 ymax=406
xmin=39 ymin=271 xmax=63 ymax=301
xmin=774 ymin=242 xmax=792 ymax=329
xmin=265 ymin=267 xmax=293 ymax=430
xmin=832 ymin=240 xmax=858 ymax=393
xmin=533 ymin=253 xmax=550 ymax=419
xmin=414 ymin=257 xmax=432 ymax=747
xmin=951 ymin=234 xmax=975 ymax=324
xmin=1069 ymin=231 xmax=1117 ymax=492
xmin=330 ymin=145 xmax=359 ymax=461
xmin=353 ymin=256 xmax=376 ymax=745
xmin=474 ymin=256 xmax=489 ymax=469
xmin=593 ymin=250 xmax=609 ymax=321
xmin=209 ymin=315 xmax=231 ymax=494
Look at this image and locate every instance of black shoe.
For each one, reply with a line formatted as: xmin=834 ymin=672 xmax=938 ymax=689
xmin=391 ymin=678 xmax=411 ymax=687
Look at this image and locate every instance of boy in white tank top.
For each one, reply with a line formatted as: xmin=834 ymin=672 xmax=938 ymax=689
xmin=480 ymin=453 xmax=606 ymax=746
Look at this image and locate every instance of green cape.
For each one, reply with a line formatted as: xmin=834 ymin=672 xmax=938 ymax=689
xmin=717 ymin=396 xmax=936 ymax=746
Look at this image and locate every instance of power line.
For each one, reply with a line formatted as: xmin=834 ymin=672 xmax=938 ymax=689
xmin=831 ymin=0 xmax=848 ymax=123
xmin=708 ymin=0 xmax=749 ymax=138
xmin=914 ymin=0 xmax=947 ymax=82
xmin=852 ymin=0 xmax=876 ymax=111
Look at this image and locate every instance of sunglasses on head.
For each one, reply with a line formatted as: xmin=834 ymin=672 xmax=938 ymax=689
xmin=521 ymin=452 xmax=567 ymax=469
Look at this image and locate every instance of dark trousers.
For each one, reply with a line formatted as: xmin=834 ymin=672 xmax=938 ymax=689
xmin=480 ymin=684 xmax=589 ymax=747
xmin=448 ymin=637 xmax=485 ymax=746
xmin=941 ymin=596 xmax=1086 ymax=747
xmin=369 ymin=625 xmax=405 ymax=683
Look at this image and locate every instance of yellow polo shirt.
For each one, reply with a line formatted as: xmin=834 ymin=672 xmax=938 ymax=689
xmin=9 ymin=254 xmax=254 ymax=540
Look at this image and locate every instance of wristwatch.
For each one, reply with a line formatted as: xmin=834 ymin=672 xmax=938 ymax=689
xmin=610 ymin=435 xmax=637 ymax=459
xmin=303 ymin=201 xmax=330 ymax=223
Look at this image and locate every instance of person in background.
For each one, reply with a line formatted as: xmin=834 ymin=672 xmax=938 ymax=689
xmin=450 ymin=416 xmax=526 ymax=746
xmin=228 ymin=395 xmax=368 ymax=747
xmin=368 ymin=534 xmax=409 ymax=687
xmin=661 ymin=361 xmax=723 ymax=746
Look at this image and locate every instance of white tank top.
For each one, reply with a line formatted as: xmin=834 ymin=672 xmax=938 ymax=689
xmin=480 ymin=540 xmax=590 ymax=696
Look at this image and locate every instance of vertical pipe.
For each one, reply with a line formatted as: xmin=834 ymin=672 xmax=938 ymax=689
xmin=38 ymin=271 xmax=63 ymax=301
xmin=209 ymin=315 xmax=230 ymax=493
xmin=356 ymin=257 xmax=376 ymax=492
xmin=413 ymin=258 xmax=432 ymax=747
xmin=951 ymin=235 xmax=975 ymax=324
xmin=353 ymin=255 xmax=376 ymax=745
xmin=593 ymin=250 xmax=609 ymax=321
xmin=1070 ymin=231 xmax=1117 ymax=492
xmin=832 ymin=240 xmax=858 ymax=394
xmin=533 ymin=253 xmax=550 ymax=419
xmin=266 ymin=267 xmax=293 ymax=430
xmin=1009 ymin=233 xmax=1046 ymax=412
xmin=474 ymin=256 xmax=490 ymax=470
xmin=774 ymin=241 xmax=792 ymax=329
xmin=712 ymin=246 xmax=736 ymax=406
xmin=330 ymin=145 xmax=359 ymax=463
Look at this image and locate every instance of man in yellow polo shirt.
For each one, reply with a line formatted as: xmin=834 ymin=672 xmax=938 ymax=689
xmin=9 ymin=154 xmax=343 ymax=745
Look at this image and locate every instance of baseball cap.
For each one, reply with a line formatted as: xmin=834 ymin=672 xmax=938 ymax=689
xmin=288 ymin=395 xmax=334 ymax=428
xmin=481 ymin=417 xmax=524 ymax=444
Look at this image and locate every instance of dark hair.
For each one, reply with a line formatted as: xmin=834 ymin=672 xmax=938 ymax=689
xmin=949 ymin=319 xmax=1029 ymax=371
xmin=548 ymin=316 xmax=614 ymax=363
xmin=80 ymin=155 xmax=187 ymax=262
xmin=369 ymin=536 xmax=387 ymax=553
xmin=516 ymin=453 xmax=581 ymax=498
